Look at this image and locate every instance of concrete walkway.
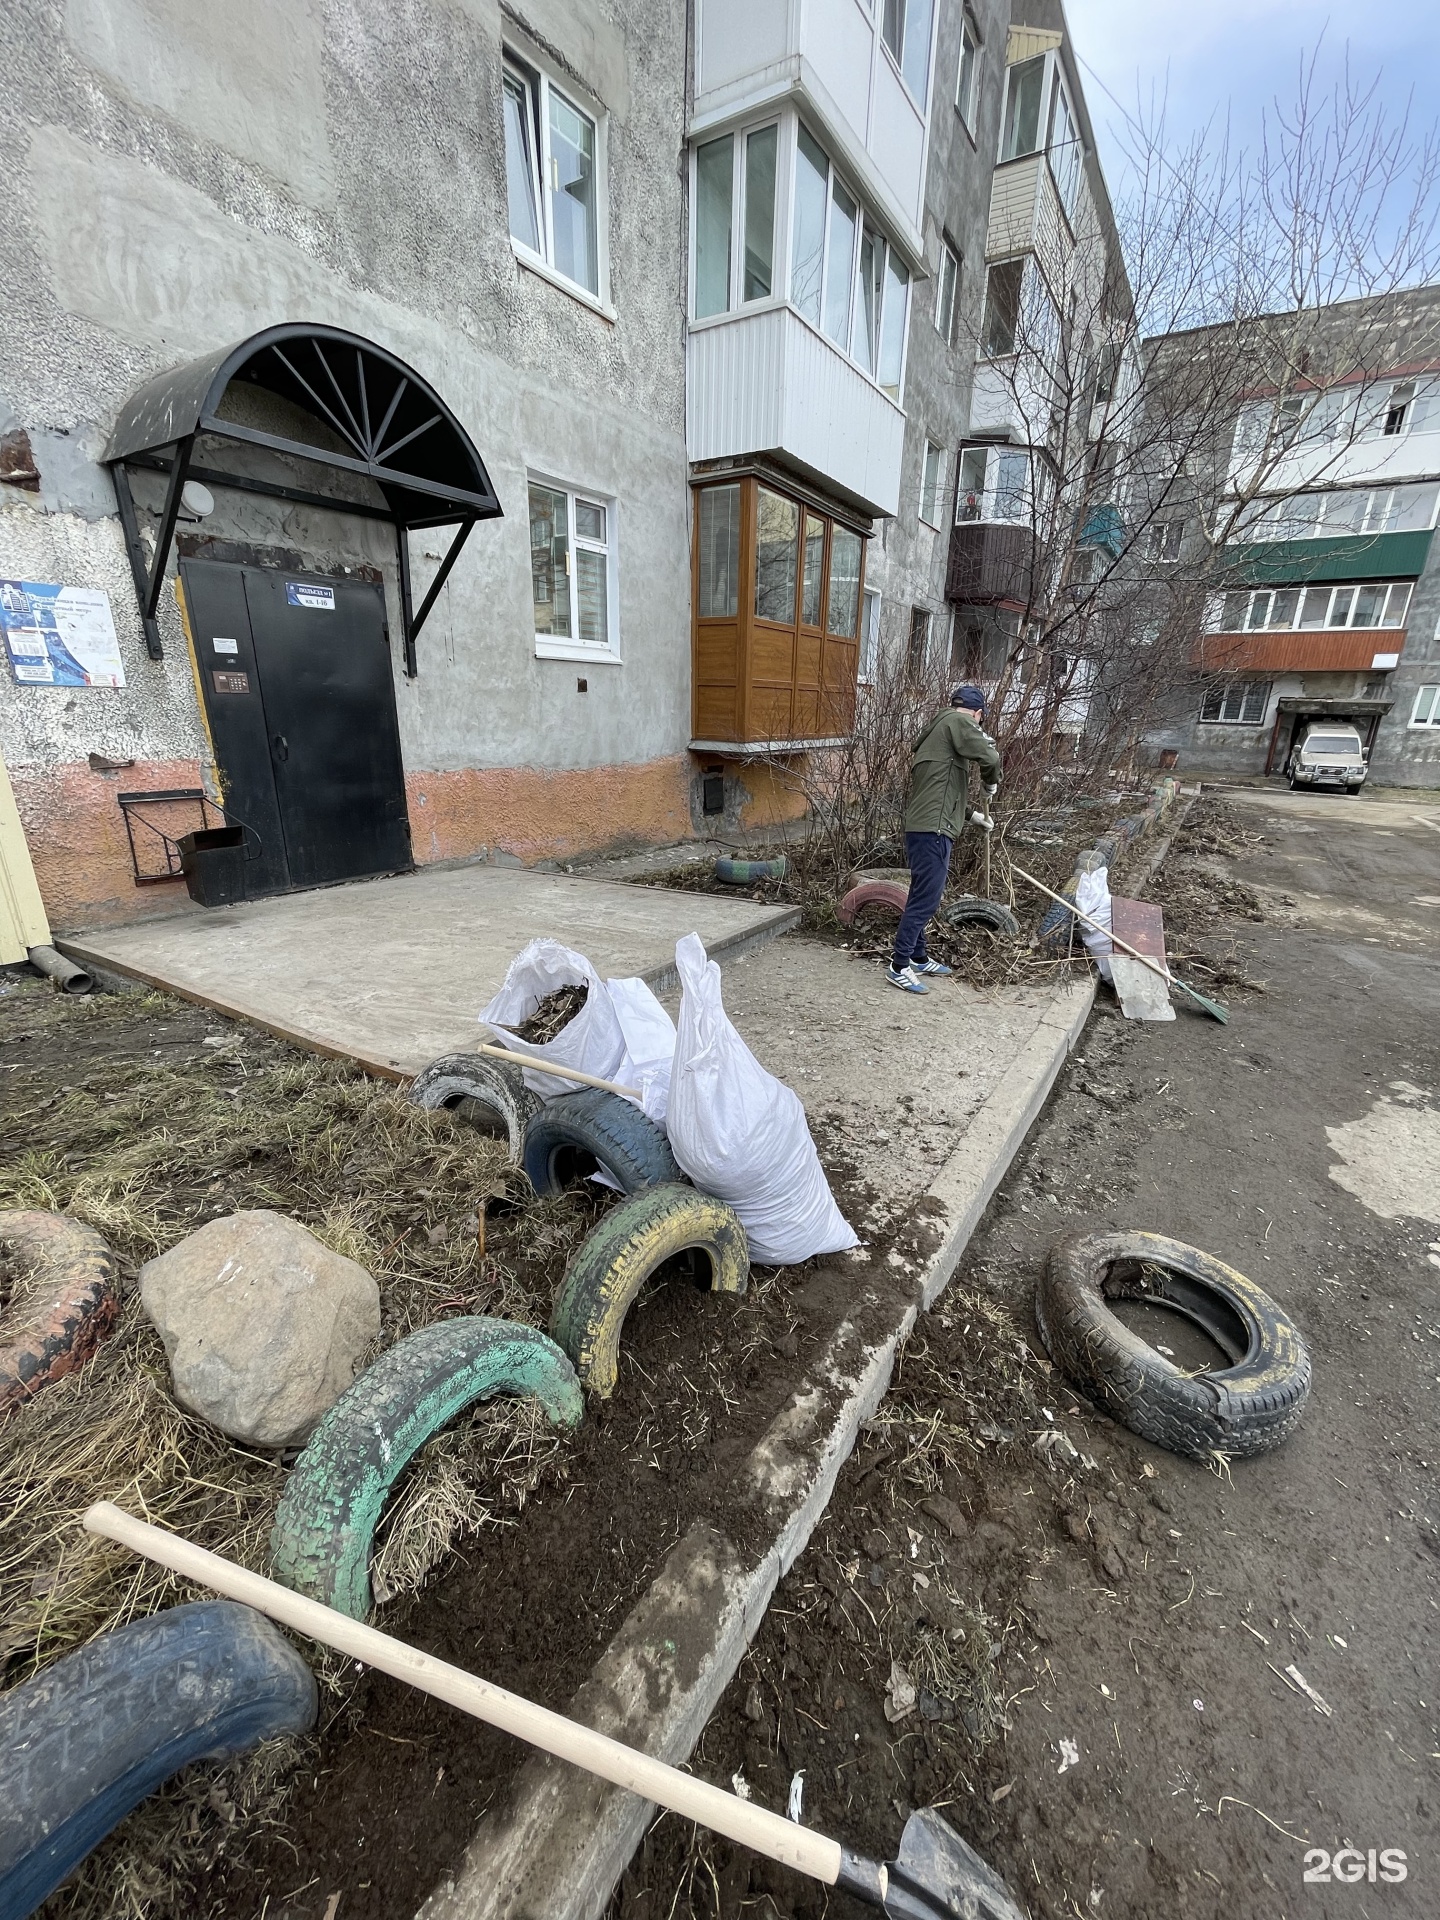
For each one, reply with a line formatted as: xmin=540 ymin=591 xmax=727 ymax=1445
xmin=57 ymin=864 xmax=797 ymax=1077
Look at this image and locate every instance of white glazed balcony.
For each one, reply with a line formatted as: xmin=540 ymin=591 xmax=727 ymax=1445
xmin=687 ymin=305 xmax=907 ymax=518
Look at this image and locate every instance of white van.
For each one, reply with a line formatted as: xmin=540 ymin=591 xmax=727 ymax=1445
xmin=1286 ymin=722 xmax=1368 ymax=793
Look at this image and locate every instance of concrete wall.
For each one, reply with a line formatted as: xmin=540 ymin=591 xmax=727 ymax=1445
xmin=0 ymin=0 xmax=696 ymax=929
xmin=864 ymin=0 xmax=1011 ymax=672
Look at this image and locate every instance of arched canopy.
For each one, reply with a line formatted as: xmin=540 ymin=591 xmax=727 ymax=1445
xmin=106 ymin=324 xmax=502 ymax=672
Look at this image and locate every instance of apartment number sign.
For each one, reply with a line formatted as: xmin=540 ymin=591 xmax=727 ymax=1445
xmin=0 ymin=580 xmax=126 ymax=687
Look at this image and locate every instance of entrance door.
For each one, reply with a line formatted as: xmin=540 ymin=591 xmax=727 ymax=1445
xmin=180 ymin=559 xmax=412 ymax=897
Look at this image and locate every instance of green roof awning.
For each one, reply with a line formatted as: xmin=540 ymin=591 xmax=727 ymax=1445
xmin=1228 ymin=529 xmax=1433 ymax=586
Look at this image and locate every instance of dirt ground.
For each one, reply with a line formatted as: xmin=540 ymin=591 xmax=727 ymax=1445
xmin=611 ymin=791 xmax=1440 ymax=1920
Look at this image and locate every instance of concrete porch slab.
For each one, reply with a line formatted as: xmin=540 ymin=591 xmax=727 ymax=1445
xmin=57 ymin=865 xmax=798 ymax=1077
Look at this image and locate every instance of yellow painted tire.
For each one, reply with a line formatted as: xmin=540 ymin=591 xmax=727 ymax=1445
xmin=1037 ymin=1229 xmax=1311 ymax=1460
xmin=550 ymin=1185 xmax=749 ymax=1397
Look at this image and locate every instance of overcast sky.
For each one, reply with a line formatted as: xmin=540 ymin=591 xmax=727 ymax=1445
xmin=1062 ymin=0 xmax=1440 ymax=194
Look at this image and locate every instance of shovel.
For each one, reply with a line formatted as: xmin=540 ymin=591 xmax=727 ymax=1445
xmin=1006 ymin=859 xmax=1229 ymax=1023
xmin=82 ymin=1503 xmax=1025 ymax=1920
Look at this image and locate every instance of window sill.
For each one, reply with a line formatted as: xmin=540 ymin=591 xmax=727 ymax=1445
xmin=534 ymin=636 xmax=623 ymax=665
xmin=512 ymin=241 xmax=616 ymax=322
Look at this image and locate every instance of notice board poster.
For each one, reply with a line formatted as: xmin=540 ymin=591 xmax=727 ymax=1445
xmin=0 ymin=580 xmax=126 ymax=687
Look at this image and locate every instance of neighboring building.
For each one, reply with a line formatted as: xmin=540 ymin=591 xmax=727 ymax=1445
xmin=1145 ymin=285 xmax=1440 ymax=787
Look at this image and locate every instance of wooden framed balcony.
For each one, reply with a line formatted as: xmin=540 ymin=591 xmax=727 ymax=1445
xmin=1193 ymin=627 xmax=1407 ymax=673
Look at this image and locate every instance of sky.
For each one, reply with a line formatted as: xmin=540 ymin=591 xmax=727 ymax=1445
xmin=1062 ymin=0 xmax=1440 ymax=202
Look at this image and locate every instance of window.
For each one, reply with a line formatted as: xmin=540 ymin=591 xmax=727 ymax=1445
xmin=1240 ymin=483 xmax=1440 ymax=543
xmin=697 ymin=484 xmax=741 ymax=618
xmin=1213 ymin=582 xmax=1413 ymax=633
xmin=993 ymin=448 xmax=1030 ymax=521
xmin=1270 ymin=394 xmax=1305 ymax=449
xmin=920 ymin=442 xmax=945 ymax=527
xmin=883 ymin=0 xmax=935 ymax=105
xmin=1412 ymin=685 xmax=1440 ymax=727
xmin=956 ymin=13 xmax=980 ymax=130
xmin=1200 ymin=681 xmax=1271 ymax=725
xmin=755 ymin=487 xmax=800 ymax=623
xmin=1000 ymin=55 xmax=1045 ymax=161
xmin=790 ymin=124 xmax=910 ymax=396
xmin=1383 ymin=381 xmax=1415 ymax=436
xmin=860 ymin=588 xmax=881 ymax=681
xmin=828 ymin=528 xmax=863 ymax=637
xmin=956 ymin=446 xmax=987 ymax=521
xmin=907 ymin=606 xmax=932 ymax=674
xmin=802 ymin=513 xmax=825 ymax=625
xmin=530 ymin=478 xmax=616 ymax=657
xmin=504 ymin=55 xmax=602 ymax=299
xmin=693 ymin=124 xmax=779 ymax=317
xmin=982 ymin=257 xmax=1024 ymax=357
xmin=935 ymin=238 xmax=960 ymax=345
xmin=1148 ymin=521 xmax=1184 ymax=562
xmin=1047 ymin=74 xmax=1081 ymax=216
xmin=955 ymin=444 xmax=1032 ymax=525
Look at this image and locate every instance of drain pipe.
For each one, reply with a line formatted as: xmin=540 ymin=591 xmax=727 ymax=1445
xmin=28 ymin=945 xmax=93 ymax=995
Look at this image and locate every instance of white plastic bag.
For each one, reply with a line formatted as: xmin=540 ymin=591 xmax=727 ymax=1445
xmin=1074 ymin=866 xmax=1114 ymax=983
xmin=480 ymin=938 xmax=628 ymax=1100
xmin=666 ymin=933 xmax=857 ymax=1266
xmin=608 ymin=976 xmax=677 ymax=1126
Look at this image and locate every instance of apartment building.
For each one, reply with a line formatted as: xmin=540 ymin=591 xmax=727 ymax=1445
xmin=1147 ymin=287 xmax=1440 ymax=787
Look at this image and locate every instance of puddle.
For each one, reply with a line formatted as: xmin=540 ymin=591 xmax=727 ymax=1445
xmin=1326 ymin=1082 xmax=1440 ymax=1223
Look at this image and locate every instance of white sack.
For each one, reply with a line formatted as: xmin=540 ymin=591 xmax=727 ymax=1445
xmin=666 ymin=933 xmax=857 ymax=1266
xmin=480 ymin=938 xmax=627 ymax=1099
xmin=1074 ymin=867 xmax=1114 ymax=983
xmin=608 ymin=975 xmax=678 ymax=1125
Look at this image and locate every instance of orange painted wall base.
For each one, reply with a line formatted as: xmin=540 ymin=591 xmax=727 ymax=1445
xmin=404 ymin=758 xmax=695 ymax=867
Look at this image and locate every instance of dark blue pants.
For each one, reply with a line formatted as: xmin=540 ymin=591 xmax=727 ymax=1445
xmin=892 ymin=831 xmax=952 ymax=969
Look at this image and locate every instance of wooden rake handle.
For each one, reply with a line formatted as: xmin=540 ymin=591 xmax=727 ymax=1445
xmin=1007 ymin=862 xmax=1173 ymax=985
xmin=473 ymin=1041 xmax=642 ymax=1101
xmin=81 ymin=1504 xmax=841 ymax=1887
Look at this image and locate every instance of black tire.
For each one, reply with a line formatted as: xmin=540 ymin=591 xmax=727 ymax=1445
xmin=1036 ymin=891 xmax=1078 ymax=956
xmin=407 ymin=1052 xmax=541 ymax=1159
xmin=521 ymin=1087 xmax=682 ymax=1197
xmin=0 ymin=1601 xmax=315 ymax=1918
xmin=270 ymin=1316 xmax=583 ymax=1618
xmin=1036 ymin=1229 xmax=1311 ymax=1460
xmin=551 ymin=1184 xmax=749 ymax=1397
xmin=941 ymin=895 xmax=1021 ymax=936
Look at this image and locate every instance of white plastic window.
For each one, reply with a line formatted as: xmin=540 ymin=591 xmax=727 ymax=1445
xmin=693 ymin=123 xmax=780 ymax=318
xmin=790 ymin=123 xmax=910 ymax=399
xmin=504 ymin=55 xmax=604 ymax=302
xmin=1411 ymin=685 xmax=1440 ymax=727
xmin=529 ymin=477 xmax=618 ymax=659
xmin=920 ymin=442 xmax=945 ymax=527
xmin=956 ymin=13 xmax=980 ymax=130
xmin=1200 ymin=681 xmax=1271 ymax=724
xmin=935 ymin=238 xmax=960 ymax=345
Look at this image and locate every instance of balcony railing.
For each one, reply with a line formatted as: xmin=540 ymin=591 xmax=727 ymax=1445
xmin=945 ymin=521 xmax=1037 ymax=607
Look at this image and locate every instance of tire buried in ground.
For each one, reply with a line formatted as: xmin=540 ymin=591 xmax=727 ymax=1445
xmin=269 ymin=1316 xmax=583 ymax=1619
xmin=836 ymin=879 xmax=909 ymax=928
xmin=522 ymin=1087 xmax=682 ymax=1197
xmin=0 ymin=1211 xmax=119 ymax=1422
xmin=714 ymin=855 xmax=787 ymax=885
xmin=1037 ymin=1229 xmax=1311 ymax=1459
xmin=407 ymin=1052 xmax=541 ymax=1160
xmin=0 ymin=1600 xmax=316 ymax=1917
xmin=940 ymin=894 xmax=1021 ymax=936
xmin=551 ymin=1185 xmax=749 ymax=1397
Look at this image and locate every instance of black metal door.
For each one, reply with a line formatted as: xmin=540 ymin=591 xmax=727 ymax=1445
xmin=181 ymin=559 xmax=412 ymax=896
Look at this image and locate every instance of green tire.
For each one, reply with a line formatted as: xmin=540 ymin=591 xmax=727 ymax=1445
xmin=550 ymin=1184 xmax=749 ymax=1398
xmin=269 ymin=1316 xmax=583 ymax=1618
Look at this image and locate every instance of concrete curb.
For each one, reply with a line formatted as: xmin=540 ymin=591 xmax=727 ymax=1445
xmin=417 ymin=977 xmax=1096 ymax=1920
xmin=637 ymin=904 xmax=801 ymax=995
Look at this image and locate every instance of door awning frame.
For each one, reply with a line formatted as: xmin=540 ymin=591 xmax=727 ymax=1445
xmin=105 ymin=323 xmax=502 ymax=676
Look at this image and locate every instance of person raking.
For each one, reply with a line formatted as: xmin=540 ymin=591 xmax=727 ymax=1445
xmin=887 ymin=683 xmax=1001 ymax=994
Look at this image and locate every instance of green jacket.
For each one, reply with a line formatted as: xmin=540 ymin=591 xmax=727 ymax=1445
xmin=902 ymin=709 xmax=1001 ymax=838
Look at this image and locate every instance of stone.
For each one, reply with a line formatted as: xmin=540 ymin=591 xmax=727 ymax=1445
xmin=921 ymin=1494 xmax=970 ymax=1539
xmin=140 ymin=1209 xmax=380 ymax=1448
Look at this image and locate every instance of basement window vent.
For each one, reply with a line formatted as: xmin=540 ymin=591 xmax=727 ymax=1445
xmin=702 ymin=771 xmax=725 ymax=815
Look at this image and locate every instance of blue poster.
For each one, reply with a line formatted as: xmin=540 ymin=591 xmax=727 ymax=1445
xmin=0 ymin=580 xmax=126 ymax=687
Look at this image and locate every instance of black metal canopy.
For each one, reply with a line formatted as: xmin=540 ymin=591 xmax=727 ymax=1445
xmin=105 ymin=323 xmax=502 ymax=673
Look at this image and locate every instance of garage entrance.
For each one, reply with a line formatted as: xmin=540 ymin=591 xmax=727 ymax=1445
xmin=181 ymin=559 xmax=410 ymax=896
xmin=1264 ymin=696 xmax=1394 ymax=776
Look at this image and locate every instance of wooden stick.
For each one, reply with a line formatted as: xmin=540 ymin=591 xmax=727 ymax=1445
xmin=473 ymin=1041 xmax=642 ymax=1101
xmin=81 ymin=1503 xmax=840 ymax=1885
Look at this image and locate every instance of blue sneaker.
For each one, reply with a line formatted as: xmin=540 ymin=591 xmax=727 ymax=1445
xmin=911 ymin=958 xmax=953 ymax=977
xmin=886 ymin=964 xmax=929 ymax=994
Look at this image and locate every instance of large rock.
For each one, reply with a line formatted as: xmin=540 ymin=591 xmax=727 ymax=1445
xmin=140 ymin=1210 xmax=380 ymax=1448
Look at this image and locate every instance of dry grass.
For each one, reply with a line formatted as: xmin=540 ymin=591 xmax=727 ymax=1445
xmin=0 ymin=979 xmax=591 ymax=1917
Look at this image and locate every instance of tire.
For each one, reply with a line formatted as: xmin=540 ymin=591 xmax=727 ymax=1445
xmin=1036 ymin=891 xmax=1078 ymax=957
xmin=837 ymin=879 xmax=909 ymax=928
xmin=407 ymin=1052 xmax=541 ymax=1159
xmin=521 ymin=1087 xmax=682 ymax=1197
xmin=551 ymin=1185 xmax=749 ymax=1397
xmin=1036 ymin=1229 xmax=1311 ymax=1460
xmin=1 ymin=1212 xmax=119 ymax=1423
xmin=941 ymin=895 xmax=1021 ymax=936
xmin=714 ymin=856 xmax=787 ymax=885
xmin=270 ymin=1316 xmax=583 ymax=1618
xmin=0 ymin=1601 xmax=315 ymax=1918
